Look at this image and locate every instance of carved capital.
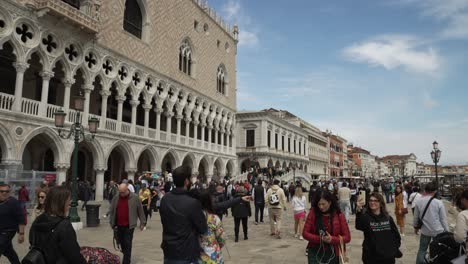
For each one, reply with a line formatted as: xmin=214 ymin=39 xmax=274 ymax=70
xmin=39 ymin=71 xmax=54 ymax=80
xmin=192 ymin=121 xmax=199 ymax=126
xmin=100 ymin=90 xmax=111 ymax=97
xmin=130 ymin=100 xmax=139 ymax=107
xmin=184 ymin=117 xmax=192 ymax=123
xmin=143 ymin=104 xmax=152 ymax=111
xmin=54 ymin=163 xmax=70 ymax=170
xmin=13 ymin=62 xmax=29 ymax=73
xmin=164 ymin=112 xmax=174 ymax=118
xmin=62 ymin=78 xmax=75 ymax=87
xmin=175 ymin=115 xmax=183 ymax=120
xmin=154 ymin=107 xmax=164 ymax=114
xmin=116 ymin=95 xmax=126 ymax=102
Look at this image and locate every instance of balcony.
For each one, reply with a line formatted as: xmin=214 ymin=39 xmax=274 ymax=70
xmin=32 ymin=0 xmax=100 ymax=33
xmin=0 ymin=92 xmax=234 ymax=156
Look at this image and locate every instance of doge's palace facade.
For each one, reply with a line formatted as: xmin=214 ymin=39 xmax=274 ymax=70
xmin=0 ymin=0 xmax=238 ymax=201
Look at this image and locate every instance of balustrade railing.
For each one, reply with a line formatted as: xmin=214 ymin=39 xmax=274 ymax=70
xmin=136 ymin=126 xmax=144 ymax=136
xmin=121 ymin=123 xmax=131 ymax=134
xmin=46 ymin=104 xmax=61 ymax=119
xmin=160 ymin=131 xmax=167 ymax=141
xmin=171 ymin=134 xmax=177 ymax=142
xmin=0 ymin=93 xmax=14 ymax=111
xmin=189 ymin=138 xmax=194 ymax=146
xmin=105 ymin=119 xmax=117 ymax=131
xmin=180 ymin=137 xmax=186 ymax=145
xmin=148 ymin=129 xmax=156 ymax=139
xmin=67 ymin=109 xmax=82 ymax=123
xmin=21 ymin=98 xmax=39 ymax=116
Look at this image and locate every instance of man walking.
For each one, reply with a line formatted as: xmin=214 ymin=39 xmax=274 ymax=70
xmin=103 ymin=180 xmax=118 ymax=218
xmin=252 ymin=179 xmax=266 ymax=224
xmin=338 ymin=182 xmax=351 ymax=223
xmin=160 ymin=166 xmax=207 ymax=263
xmin=213 ymin=183 xmax=228 ymax=220
xmin=109 ymin=183 xmax=146 ymax=264
xmin=265 ymin=179 xmax=287 ymax=239
xmin=18 ymin=185 xmax=29 ymax=214
xmin=0 ymin=184 xmax=25 ymax=264
xmin=413 ymin=182 xmax=449 ymax=264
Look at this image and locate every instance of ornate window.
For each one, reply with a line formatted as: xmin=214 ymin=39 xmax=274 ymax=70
xmin=123 ymin=0 xmax=143 ymax=39
xmin=246 ymin=130 xmax=255 ymax=147
xmin=179 ymin=40 xmax=192 ymax=76
xmin=217 ymin=65 xmax=227 ymax=95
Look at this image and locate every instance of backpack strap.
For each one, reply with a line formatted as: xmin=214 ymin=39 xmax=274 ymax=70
xmin=419 ymin=196 xmax=435 ymax=224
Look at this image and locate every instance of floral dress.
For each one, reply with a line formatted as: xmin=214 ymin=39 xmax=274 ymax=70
xmin=199 ymin=212 xmax=225 ymax=264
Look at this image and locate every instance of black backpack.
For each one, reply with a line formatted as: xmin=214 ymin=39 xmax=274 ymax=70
xmin=22 ymin=219 xmax=64 ymax=264
xmin=426 ymin=232 xmax=462 ymax=264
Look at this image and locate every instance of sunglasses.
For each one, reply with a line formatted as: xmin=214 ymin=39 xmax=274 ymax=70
xmin=369 ymin=199 xmax=379 ymax=203
xmin=0 ymin=190 xmax=10 ymax=194
xmin=39 ymin=196 xmax=45 ymax=199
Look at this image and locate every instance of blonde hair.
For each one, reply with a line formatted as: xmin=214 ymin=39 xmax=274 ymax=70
xmin=294 ymin=186 xmax=303 ymax=198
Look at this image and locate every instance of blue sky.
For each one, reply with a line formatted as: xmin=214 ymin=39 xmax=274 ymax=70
xmin=210 ymin=0 xmax=468 ymax=165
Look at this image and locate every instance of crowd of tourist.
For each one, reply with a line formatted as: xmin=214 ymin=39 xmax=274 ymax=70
xmin=1 ymin=170 xmax=468 ymax=264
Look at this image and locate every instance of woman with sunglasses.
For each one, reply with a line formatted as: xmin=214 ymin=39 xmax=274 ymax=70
xmin=31 ymin=190 xmax=47 ymax=220
xmin=356 ymin=192 xmax=401 ymax=264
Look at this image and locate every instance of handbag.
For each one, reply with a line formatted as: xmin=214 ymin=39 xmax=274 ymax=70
xmin=401 ymin=208 xmax=408 ymax=215
xmin=338 ymin=235 xmax=349 ymax=264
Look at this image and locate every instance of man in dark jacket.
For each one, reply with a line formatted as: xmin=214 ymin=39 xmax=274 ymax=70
xmin=213 ymin=184 xmax=228 ymax=220
xmin=252 ymin=179 xmax=266 ymax=224
xmin=0 ymin=184 xmax=25 ymax=264
xmin=160 ymin=166 xmax=208 ymax=263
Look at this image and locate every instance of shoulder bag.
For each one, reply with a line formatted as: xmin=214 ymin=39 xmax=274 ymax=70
xmin=415 ymin=196 xmax=435 ymax=229
xmin=22 ymin=219 xmax=64 ymax=264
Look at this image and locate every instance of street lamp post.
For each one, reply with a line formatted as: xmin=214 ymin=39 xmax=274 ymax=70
xmin=430 ymin=141 xmax=442 ymax=196
xmin=54 ymin=94 xmax=99 ymax=223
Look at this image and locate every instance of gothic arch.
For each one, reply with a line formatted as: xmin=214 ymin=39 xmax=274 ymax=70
xmin=0 ymin=123 xmax=16 ymax=162
xmin=18 ymin=126 xmax=66 ymax=165
xmin=105 ymin=140 xmax=136 ymax=169
xmin=135 ymin=145 xmax=158 ymax=171
xmin=123 ymin=0 xmax=150 ymax=41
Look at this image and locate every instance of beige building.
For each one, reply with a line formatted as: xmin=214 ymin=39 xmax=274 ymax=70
xmin=0 ymin=0 xmax=238 ymax=200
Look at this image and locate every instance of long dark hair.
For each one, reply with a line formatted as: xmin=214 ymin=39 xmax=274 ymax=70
xmin=198 ymin=190 xmax=214 ymax=214
xmin=36 ymin=190 xmax=47 ymax=210
xmin=44 ymin=186 xmax=71 ymax=217
xmin=394 ymin=185 xmax=402 ymax=196
xmin=312 ymin=190 xmax=340 ymax=216
xmin=366 ymin=192 xmax=389 ymax=216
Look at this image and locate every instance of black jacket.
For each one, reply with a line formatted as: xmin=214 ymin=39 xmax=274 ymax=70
xmin=28 ymin=214 xmax=86 ymax=264
xmin=213 ymin=192 xmax=228 ymax=216
xmin=355 ymin=209 xmax=401 ymax=263
xmin=231 ymin=193 xmax=251 ymax=218
xmin=253 ymin=185 xmax=265 ymax=205
xmin=160 ymin=188 xmax=208 ymax=261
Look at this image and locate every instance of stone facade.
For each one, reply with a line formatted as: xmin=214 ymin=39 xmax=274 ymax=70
xmin=0 ymin=0 xmax=238 ymax=201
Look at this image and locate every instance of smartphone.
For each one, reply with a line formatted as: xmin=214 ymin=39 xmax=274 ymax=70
xmin=358 ymin=190 xmax=366 ymax=203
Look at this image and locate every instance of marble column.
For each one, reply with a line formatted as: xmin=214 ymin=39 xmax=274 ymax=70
xmin=99 ymin=90 xmax=110 ymax=129
xmin=200 ymin=124 xmax=206 ymax=145
xmin=166 ymin=112 xmax=174 ymax=135
xmin=193 ymin=121 xmax=199 ymax=144
xmin=116 ymin=95 xmax=125 ymax=132
xmin=127 ymin=170 xmax=136 ymax=182
xmin=185 ymin=118 xmax=191 ymax=145
xmin=130 ymin=99 xmax=139 ymax=134
xmin=207 ymin=125 xmax=212 ymax=148
xmin=220 ymin=129 xmax=225 ymax=151
xmin=39 ymin=71 xmax=54 ymax=116
xmin=155 ymin=108 xmax=163 ymax=140
xmin=12 ymin=62 xmax=29 ymax=112
xmin=82 ymin=86 xmax=92 ymax=126
xmin=55 ymin=166 xmax=69 ymax=186
xmin=175 ymin=115 xmax=182 ymax=143
xmin=63 ymin=79 xmax=74 ymax=114
xmin=95 ymin=168 xmax=105 ymax=202
xmin=143 ymin=104 xmax=152 ymax=137
xmin=214 ymin=128 xmax=219 ymax=146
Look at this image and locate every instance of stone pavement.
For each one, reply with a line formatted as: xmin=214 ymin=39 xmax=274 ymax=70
xmin=3 ymin=199 xmax=458 ymax=264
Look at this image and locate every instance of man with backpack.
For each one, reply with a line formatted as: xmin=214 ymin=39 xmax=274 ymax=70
xmin=265 ymin=179 xmax=287 ymax=239
xmin=413 ymin=182 xmax=449 ymax=264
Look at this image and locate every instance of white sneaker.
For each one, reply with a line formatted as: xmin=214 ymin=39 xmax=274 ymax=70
xmin=299 ymin=236 xmax=304 ymax=240
xmin=401 ymin=233 xmax=405 ymax=237
xmin=294 ymin=234 xmax=298 ymax=238
xmin=102 ymin=214 xmax=107 ymax=218
xmin=143 ymin=226 xmax=147 ymax=231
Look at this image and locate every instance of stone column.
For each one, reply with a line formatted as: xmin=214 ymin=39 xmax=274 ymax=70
xmin=116 ymin=95 xmax=125 ymax=132
xmin=82 ymin=86 xmax=92 ymax=126
xmin=207 ymin=125 xmax=213 ymax=149
xmin=185 ymin=118 xmax=191 ymax=145
xmin=155 ymin=108 xmax=163 ymax=140
xmin=127 ymin=169 xmax=137 ymax=182
xmin=143 ymin=104 xmax=152 ymax=137
xmin=39 ymin=71 xmax=54 ymax=116
xmin=99 ymin=90 xmax=110 ymax=129
xmin=175 ymin=115 xmax=182 ymax=143
xmin=166 ymin=112 xmax=174 ymax=135
xmin=214 ymin=128 xmax=219 ymax=146
xmin=220 ymin=129 xmax=225 ymax=150
xmin=95 ymin=168 xmax=105 ymax=202
xmin=130 ymin=99 xmax=139 ymax=134
xmin=63 ymin=79 xmax=74 ymax=113
xmin=193 ymin=121 xmax=199 ymax=143
xmin=55 ymin=165 xmax=70 ymax=186
xmin=200 ymin=124 xmax=206 ymax=144
xmin=12 ymin=62 xmax=29 ymax=112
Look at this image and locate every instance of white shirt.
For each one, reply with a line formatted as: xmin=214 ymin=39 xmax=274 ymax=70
xmin=454 ymin=210 xmax=468 ymax=243
xmin=409 ymin=192 xmax=422 ymax=209
xmin=291 ymin=195 xmax=306 ymax=211
xmin=128 ymin=184 xmax=135 ymax=193
xmin=402 ymin=191 xmax=408 ymax=209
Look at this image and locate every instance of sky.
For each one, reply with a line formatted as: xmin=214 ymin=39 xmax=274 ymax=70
xmin=208 ymin=0 xmax=468 ymax=166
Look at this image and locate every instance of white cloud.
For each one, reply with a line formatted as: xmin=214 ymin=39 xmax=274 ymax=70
xmin=222 ymin=0 xmax=241 ymax=21
xmin=221 ymin=0 xmax=259 ymax=48
xmin=441 ymin=13 xmax=468 ymax=38
xmin=343 ymin=35 xmax=441 ymax=75
xmin=238 ymin=30 xmax=259 ymax=47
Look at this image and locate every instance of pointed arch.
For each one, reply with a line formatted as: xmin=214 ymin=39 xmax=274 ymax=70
xmin=123 ymin=0 xmax=149 ymax=41
xmin=136 ymin=145 xmax=158 ymax=172
xmin=105 ymin=140 xmax=136 ymax=169
xmin=18 ymin=127 xmax=66 ymax=165
xmin=0 ymin=122 xmax=17 ymax=162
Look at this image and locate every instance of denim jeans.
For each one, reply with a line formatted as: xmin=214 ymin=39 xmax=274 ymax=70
xmin=416 ymin=234 xmax=432 ymax=264
xmin=339 ymin=200 xmax=351 ymax=222
xmin=117 ymin=226 xmax=135 ymax=264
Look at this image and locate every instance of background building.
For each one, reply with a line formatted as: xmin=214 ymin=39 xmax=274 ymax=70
xmin=380 ymin=154 xmax=417 ymax=178
xmin=0 ymin=0 xmax=238 ymax=200
xmin=324 ymin=132 xmax=348 ymax=177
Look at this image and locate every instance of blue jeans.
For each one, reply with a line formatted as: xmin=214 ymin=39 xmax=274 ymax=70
xmin=164 ymin=258 xmax=196 ymax=264
xmin=416 ymin=234 xmax=432 ymax=264
xmin=339 ymin=200 xmax=350 ymax=222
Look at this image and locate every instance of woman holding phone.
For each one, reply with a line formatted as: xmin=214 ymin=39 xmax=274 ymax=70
xmin=394 ymin=185 xmax=406 ymax=236
xmin=302 ymin=190 xmax=351 ymax=264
